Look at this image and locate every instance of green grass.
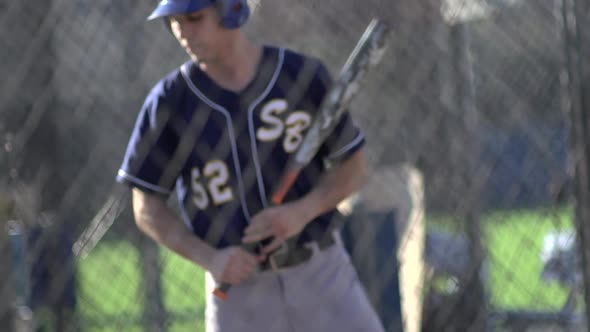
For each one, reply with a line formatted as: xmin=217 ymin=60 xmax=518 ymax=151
xmin=427 ymin=206 xmax=575 ymax=311
xmin=77 ymin=242 xmax=206 ymax=331
xmin=77 ymin=241 xmax=143 ymax=330
xmin=160 ymin=249 xmax=206 ymax=332
xmin=76 ymin=207 xmax=577 ymax=330
xmin=483 ymin=207 xmax=573 ymax=310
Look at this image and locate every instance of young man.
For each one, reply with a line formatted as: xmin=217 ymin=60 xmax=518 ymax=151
xmin=116 ymin=0 xmax=385 ymax=330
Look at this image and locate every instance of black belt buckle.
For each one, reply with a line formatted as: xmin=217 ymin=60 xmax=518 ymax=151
xmin=268 ymin=242 xmax=290 ymax=271
xmin=262 ymin=232 xmax=339 ymax=272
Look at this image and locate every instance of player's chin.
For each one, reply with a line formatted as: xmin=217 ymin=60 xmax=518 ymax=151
xmin=188 ymin=51 xmax=211 ymax=64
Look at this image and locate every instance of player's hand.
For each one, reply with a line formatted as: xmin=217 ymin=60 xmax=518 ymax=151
xmin=242 ymin=202 xmax=313 ymax=255
xmin=208 ymin=246 xmax=264 ymax=285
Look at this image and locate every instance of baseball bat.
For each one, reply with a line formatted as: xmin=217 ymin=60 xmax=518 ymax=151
xmin=213 ymin=18 xmax=390 ymax=300
xmin=72 ymin=185 xmax=129 ymax=259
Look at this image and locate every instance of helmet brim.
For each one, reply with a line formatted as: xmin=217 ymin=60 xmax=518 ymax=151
xmin=147 ymin=0 xmax=213 ymax=20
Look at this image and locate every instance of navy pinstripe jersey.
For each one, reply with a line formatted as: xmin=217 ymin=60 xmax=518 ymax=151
xmin=116 ymin=45 xmax=366 ymax=249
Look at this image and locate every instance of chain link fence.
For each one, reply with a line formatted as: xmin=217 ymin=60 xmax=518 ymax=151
xmin=1 ymin=0 xmax=587 ymax=331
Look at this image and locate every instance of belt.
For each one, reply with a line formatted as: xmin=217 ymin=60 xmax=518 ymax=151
xmin=259 ymin=232 xmax=337 ymax=272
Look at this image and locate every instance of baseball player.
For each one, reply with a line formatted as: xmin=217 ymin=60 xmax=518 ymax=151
xmin=116 ymin=0 xmax=385 ymax=331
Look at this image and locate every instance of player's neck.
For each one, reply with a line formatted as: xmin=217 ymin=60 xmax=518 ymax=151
xmin=198 ymin=35 xmax=262 ymax=93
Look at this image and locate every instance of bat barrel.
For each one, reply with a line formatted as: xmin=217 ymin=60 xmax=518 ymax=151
xmin=342 ymin=19 xmax=390 ymax=71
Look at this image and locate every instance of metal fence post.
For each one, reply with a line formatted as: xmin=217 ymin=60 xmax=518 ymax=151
xmin=140 ymin=236 xmax=168 ymax=331
xmin=6 ymin=220 xmax=34 ymax=332
xmin=561 ymin=0 xmax=590 ymax=326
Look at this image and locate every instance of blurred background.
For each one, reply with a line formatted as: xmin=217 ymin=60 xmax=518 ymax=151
xmin=1 ymin=0 xmax=590 ymax=331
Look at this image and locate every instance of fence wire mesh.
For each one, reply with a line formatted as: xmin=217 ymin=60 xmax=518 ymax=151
xmin=0 ymin=0 xmax=587 ymax=331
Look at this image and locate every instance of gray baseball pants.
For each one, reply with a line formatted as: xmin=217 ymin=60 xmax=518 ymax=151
xmin=205 ymin=232 xmax=386 ymax=332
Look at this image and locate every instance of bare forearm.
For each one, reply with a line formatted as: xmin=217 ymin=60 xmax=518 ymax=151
xmin=241 ymin=149 xmax=368 ymax=253
xmin=132 ymin=189 xmax=216 ymax=270
xmin=299 ymin=149 xmax=368 ymax=221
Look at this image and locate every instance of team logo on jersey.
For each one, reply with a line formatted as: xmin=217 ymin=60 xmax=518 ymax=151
xmin=256 ymin=99 xmax=311 ymax=153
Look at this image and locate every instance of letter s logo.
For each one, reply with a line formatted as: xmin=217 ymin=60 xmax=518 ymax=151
xmin=256 ymin=99 xmax=312 ymax=153
xmin=256 ymin=99 xmax=287 ymax=142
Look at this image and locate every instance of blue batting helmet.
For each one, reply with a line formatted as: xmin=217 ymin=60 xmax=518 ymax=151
xmin=148 ymin=0 xmax=250 ymax=29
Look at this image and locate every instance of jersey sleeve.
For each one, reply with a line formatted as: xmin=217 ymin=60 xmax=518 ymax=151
xmin=116 ymin=81 xmax=181 ymax=196
xmin=314 ymin=62 xmax=366 ymax=164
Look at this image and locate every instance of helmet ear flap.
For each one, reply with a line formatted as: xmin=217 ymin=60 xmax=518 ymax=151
xmin=216 ymin=0 xmax=250 ymax=29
